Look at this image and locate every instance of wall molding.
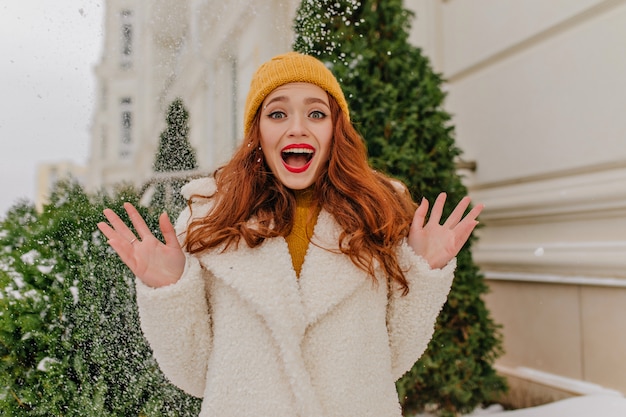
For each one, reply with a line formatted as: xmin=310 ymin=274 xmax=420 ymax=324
xmin=471 ymin=160 xmax=626 ymax=191
xmin=470 ymin=162 xmax=626 ymax=224
xmin=484 ymin=270 xmax=626 ymax=288
xmin=475 ymin=240 xmax=626 ymax=278
xmin=495 ymin=365 xmax=624 ymax=397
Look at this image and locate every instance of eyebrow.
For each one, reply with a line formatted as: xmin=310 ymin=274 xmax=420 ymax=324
xmin=264 ymin=96 xmax=330 ymax=108
xmin=305 ymin=97 xmax=330 ymax=107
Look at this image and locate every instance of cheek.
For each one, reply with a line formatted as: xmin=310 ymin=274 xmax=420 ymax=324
xmin=318 ymin=131 xmax=333 ymax=162
xmin=259 ymin=128 xmax=279 ymax=170
xmin=259 ymin=122 xmax=279 ymax=150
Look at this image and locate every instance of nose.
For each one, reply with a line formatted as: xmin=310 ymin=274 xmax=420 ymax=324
xmin=286 ymin=113 xmax=308 ymax=137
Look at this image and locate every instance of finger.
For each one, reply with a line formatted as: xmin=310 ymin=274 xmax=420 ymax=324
xmin=458 ymin=203 xmax=484 ymax=225
xmin=97 ymin=220 xmax=137 ymax=267
xmin=453 ymin=218 xmax=480 ymax=249
xmin=123 ymin=202 xmax=153 ymax=240
xmin=443 ymin=196 xmax=472 ymax=228
xmin=102 ymin=208 xmax=136 ymax=241
xmin=104 ymin=236 xmax=137 ymax=272
xmin=428 ymin=193 xmax=447 ymax=225
xmin=451 ymin=203 xmax=484 ymax=245
xmin=159 ymin=212 xmax=181 ymax=249
xmin=411 ymin=197 xmax=430 ymax=229
xmin=97 ymin=221 xmax=118 ymax=241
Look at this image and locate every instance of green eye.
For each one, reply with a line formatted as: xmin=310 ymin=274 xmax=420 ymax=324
xmin=310 ymin=111 xmax=326 ymax=119
xmin=268 ymin=111 xmax=286 ymax=119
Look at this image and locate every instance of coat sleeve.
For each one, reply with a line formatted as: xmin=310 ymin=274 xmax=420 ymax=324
xmin=386 ymin=240 xmax=456 ymax=381
xmin=135 ymin=257 xmax=211 ymax=397
xmin=134 ymin=177 xmax=217 ymax=397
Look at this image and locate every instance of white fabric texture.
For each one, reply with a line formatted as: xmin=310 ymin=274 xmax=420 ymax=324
xmin=135 ymin=177 xmax=456 ymax=417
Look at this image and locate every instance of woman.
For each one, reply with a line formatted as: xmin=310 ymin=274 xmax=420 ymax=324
xmin=97 ymin=52 xmax=483 ymax=417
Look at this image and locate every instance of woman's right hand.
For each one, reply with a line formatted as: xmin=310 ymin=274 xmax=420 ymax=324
xmin=97 ymin=202 xmax=186 ymax=288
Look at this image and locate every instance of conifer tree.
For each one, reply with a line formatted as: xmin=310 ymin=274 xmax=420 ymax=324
xmin=294 ymin=1 xmax=507 ymax=415
xmin=152 ymin=98 xmax=198 ymax=212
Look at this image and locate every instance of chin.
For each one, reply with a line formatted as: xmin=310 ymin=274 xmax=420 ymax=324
xmin=280 ymin=178 xmax=315 ymax=190
xmin=273 ymin=162 xmax=321 ymax=190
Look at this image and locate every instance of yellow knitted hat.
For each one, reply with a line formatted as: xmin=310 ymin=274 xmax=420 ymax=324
xmin=243 ymin=52 xmax=350 ymax=136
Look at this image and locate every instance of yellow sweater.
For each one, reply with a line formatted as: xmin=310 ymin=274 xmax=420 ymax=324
xmin=285 ymin=188 xmax=321 ymax=277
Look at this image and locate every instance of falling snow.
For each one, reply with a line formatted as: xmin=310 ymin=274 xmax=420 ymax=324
xmin=36 ymin=357 xmax=60 ymax=372
xmin=295 ymin=0 xmax=363 ymax=60
xmin=1 ymin=1 xmax=623 ymax=416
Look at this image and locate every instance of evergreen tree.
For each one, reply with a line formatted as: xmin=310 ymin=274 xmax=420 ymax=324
xmin=152 ymin=98 xmax=198 ymax=212
xmin=294 ymin=1 xmax=507 ymax=415
xmin=0 ymin=181 xmax=200 ymax=416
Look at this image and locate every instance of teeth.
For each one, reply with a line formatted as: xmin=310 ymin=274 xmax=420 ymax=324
xmin=283 ymin=148 xmax=314 ymax=154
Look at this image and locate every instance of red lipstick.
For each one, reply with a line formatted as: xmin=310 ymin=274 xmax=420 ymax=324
xmin=281 ymin=143 xmax=315 ymax=173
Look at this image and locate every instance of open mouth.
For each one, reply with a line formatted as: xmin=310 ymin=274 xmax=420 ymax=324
xmin=281 ymin=144 xmax=315 ymax=173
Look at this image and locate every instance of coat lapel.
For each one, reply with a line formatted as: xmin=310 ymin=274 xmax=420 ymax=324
xmin=299 ymin=210 xmax=368 ymax=328
xmin=199 ymin=237 xmax=306 ymax=341
xmin=199 ymin=209 xmax=367 ymax=335
xmin=199 ymin=237 xmax=326 ymax=417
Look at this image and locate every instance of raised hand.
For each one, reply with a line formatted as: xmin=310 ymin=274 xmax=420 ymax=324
xmin=97 ymin=202 xmax=186 ymax=288
xmin=408 ymin=193 xmax=483 ymax=270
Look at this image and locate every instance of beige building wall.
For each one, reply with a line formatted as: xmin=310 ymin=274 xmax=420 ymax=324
xmin=35 ymin=161 xmax=87 ymax=211
xmin=407 ymin=0 xmax=626 ymax=402
xmin=87 ymin=0 xmax=300 ymax=193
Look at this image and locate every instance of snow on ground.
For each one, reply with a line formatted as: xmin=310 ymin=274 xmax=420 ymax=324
xmin=412 ymin=394 xmax=626 ymax=417
xmin=467 ymin=394 xmax=626 ymax=417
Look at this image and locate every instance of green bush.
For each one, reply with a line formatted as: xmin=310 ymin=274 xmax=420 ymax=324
xmin=294 ymin=1 xmax=507 ymax=415
xmin=0 ymin=181 xmax=200 ymax=416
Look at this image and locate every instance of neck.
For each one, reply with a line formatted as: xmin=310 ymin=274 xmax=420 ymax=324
xmin=286 ymin=186 xmax=321 ymax=277
xmin=293 ymin=187 xmax=315 ymax=206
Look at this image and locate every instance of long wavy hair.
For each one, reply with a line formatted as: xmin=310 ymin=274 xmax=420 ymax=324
xmin=184 ymin=94 xmax=417 ymax=294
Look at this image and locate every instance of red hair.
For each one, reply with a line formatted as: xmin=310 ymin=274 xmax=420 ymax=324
xmin=184 ymin=95 xmax=416 ymax=294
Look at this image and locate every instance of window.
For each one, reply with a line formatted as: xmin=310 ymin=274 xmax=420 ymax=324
xmin=119 ymin=97 xmax=132 ymax=158
xmin=101 ymin=83 xmax=108 ymax=110
xmin=120 ymin=10 xmax=133 ymax=69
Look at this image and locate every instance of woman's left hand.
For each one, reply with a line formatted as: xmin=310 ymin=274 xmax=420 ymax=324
xmin=408 ymin=193 xmax=484 ymax=269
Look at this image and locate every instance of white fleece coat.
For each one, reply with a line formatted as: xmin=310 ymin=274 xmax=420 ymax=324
xmin=135 ymin=177 xmax=456 ymax=417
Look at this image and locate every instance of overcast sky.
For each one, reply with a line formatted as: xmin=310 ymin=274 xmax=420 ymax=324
xmin=0 ymin=1 xmax=104 ymax=217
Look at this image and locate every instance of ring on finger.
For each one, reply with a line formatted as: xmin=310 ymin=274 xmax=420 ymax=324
xmin=129 ymin=237 xmax=137 ymax=244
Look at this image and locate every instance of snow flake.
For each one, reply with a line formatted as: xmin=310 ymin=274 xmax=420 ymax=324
xmin=37 ymin=264 xmax=54 ymax=274
xmin=13 ymin=275 xmax=25 ymax=289
xmin=37 ymin=357 xmax=60 ymax=372
xmin=20 ymin=249 xmax=40 ymax=265
xmin=69 ymin=285 xmax=79 ymax=304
